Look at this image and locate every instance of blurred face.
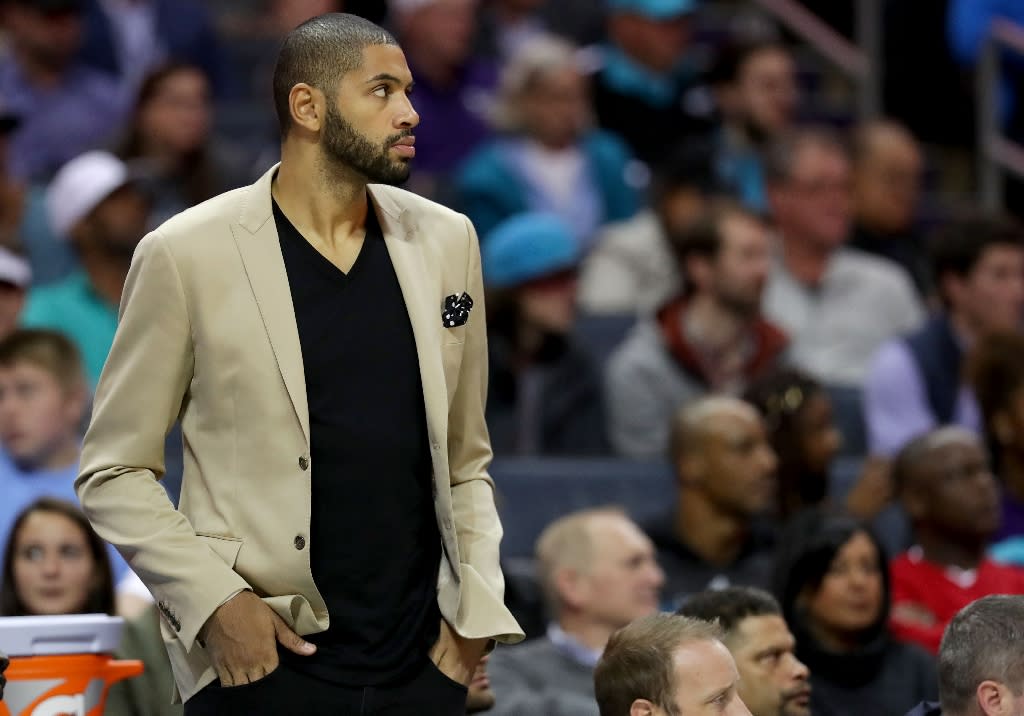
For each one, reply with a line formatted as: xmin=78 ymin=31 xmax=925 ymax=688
xmin=689 ymin=404 xmax=779 ymax=517
xmin=907 ymin=435 xmax=1002 ymax=540
xmin=573 ymin=514 xmax=664 ymax=629
xmin=139 ymin=68 xmax=212 ymax=156
xmin=81 ymin=186 xmax=150 ymax=260
xmin=949 ymin=245 xmax=1024 ymax=335
xmin=518 ymin=269 xmax=578 ymax=335
xmin=728 ymin=616 xmax=810 ymax=716
xmin=0 ymin=283 xmax=25 ymax=341
xmin=400 ymin=0 xmax=477 ymax=69
xmin=805 ymin=532 xmax=884 ymax=642
xmin=708 ymin=213 xmax=771 ymax=316
xmin=770 ymin=143 xmax=852 ymax=251
xmin=466 ymin=655 xmax=495 ymax=713
xmin=660 ymin=187 xmax=708 ymax=236
xmin=647 ymin=640 xmax=750 ymax=716
xmin=12 ymin=510 xmax=96 ymax=616
xmin=0 ymin=361 xmax=82 ymax=469
xmin=610 ymin=13 xmax=692 ymax=74
xmin=2 ymin=5 xmax=82 ymax=71
xmin=520 ymin=66 xmax=589 ymax=150
xmin=853 ymin=131 xmax=923 ymax=233
xmin=796 ymin=392 xmax=841 ymax=476
xmin=319 ymin=45 xmax=419 ymax=185
xmin=736 ymin=49 xmax=798 ymax=139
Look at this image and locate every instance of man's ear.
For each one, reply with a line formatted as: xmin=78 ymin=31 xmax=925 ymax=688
xmin=288 ymin=83 xmax=325 ymax=134
xmin=554 ymin=567 xmax=587 ymax=612
xmin=977 ymin=679 xmax=1008 ymax=715
xmin=630 ymin=698 xmax=657 ymax=716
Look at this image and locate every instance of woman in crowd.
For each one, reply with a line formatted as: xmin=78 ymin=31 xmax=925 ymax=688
xmin=456 ymin=34 xmax=640 ymax=250
xmin=117 ymin=63 xmax=250 ymax=226
xmin=483 ymin=212 xmax=607 ymax=456
xmin=744 ymin=368 xmax=897 ymax=526
xmin=0 ymin=496 xmax=114 ymax=616
xmin=773 ymin=510 xmax=937 ymax=716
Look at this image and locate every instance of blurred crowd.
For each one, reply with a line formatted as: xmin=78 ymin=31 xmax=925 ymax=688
xmin=2 ymin=0 xmax=1024 ymax=714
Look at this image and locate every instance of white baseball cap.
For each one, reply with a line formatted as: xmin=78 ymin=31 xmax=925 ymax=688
xmin=46 ymin=150 xmax=132 ymax=238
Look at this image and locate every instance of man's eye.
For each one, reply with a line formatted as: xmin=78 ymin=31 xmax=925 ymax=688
xmin=373 ymin=86 xmax=389 ymax=98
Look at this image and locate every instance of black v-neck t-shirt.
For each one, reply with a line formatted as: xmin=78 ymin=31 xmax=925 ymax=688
xmin=273 ymin=199 xmax=441 ymax=686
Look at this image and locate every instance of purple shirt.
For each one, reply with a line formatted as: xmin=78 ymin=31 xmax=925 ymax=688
xmin=407 ymin=59 xmax=498 ymax=177
xmin=864 ymin=338 xmax=981 ymax=456
xmin=0 ymin=55 xmax=127 ymax=182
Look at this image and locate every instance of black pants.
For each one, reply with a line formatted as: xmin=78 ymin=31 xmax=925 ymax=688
xmin=184 ymin=656 xmax=468 ymax=716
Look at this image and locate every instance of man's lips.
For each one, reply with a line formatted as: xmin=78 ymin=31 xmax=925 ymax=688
xmin=392 ymin=136 xmax=415 ymax=157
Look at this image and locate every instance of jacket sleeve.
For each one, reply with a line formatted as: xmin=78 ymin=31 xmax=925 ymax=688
xmin=445 ymin=215 xmax=524 ymax=645
xmin=76 ymin=232 xmax=250 ymax=653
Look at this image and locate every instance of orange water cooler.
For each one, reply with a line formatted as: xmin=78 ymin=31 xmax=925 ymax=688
xmin=0 ymin=613 xmax=143 ymax=716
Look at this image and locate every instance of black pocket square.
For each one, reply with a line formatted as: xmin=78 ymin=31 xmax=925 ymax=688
xmin=442 ymin=292 xmax=474 ymax=327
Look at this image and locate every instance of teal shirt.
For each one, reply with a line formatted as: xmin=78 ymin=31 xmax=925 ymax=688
xmin=20 ymin=271 xmax=118 ymax=387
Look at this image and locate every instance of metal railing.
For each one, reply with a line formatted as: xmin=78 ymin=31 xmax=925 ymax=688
xmin=750 ymin=0 xmax=881 ymax=120
xmin=978 ymin=18 xmax=1024 ymax=209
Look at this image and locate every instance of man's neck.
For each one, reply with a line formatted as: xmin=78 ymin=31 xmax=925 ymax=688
xmin=684 ymin=294 xmax=751 ymax=353
xmin=675 ymin=492 xmax=749 ymax=566
xmin=555 ymin=616 xmax=615 ymax=653
xmin=780 ymin=232 xmax=833 ymax=287
xmin=916 ymin=531 xmax=986 ymax=571
xmin=272 ymin=151 xmax=369 ymax=250
xmin=81 ymin=252 xmax=130 ymax=307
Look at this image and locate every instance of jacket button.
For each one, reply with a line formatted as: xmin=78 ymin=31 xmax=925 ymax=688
xmin=294 ymin=535 xmax=306 ymax=550
xmin=298 ymin=456 xmax=309 ymax=471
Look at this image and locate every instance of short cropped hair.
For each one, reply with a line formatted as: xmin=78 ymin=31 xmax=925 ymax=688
xmin=764 ymin=127 xmax=848 ymax=187
xmin=0 ymin=329 xmax=84 ymax=393
xmin=595 ymin=613 xmax=723 ymax=716
xmin=272 ymin=13 xmax=397 ymax=135
xmin=666 ymin=199 xmax=762 ymax=279
xmin=939 ymin=595 xmax=1024 ymax=716
xmin=677 ymin=586 xmax=781 ymax=640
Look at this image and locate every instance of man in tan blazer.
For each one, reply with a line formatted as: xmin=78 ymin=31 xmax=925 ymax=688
xmin=76 ymin=13 xmax=522 ymax=714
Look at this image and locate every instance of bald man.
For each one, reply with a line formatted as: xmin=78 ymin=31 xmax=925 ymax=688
xmin=647 ymin=396 xmax=778 ymax=610
xmin=849 ymin=120 xmax=928 ymax=295
xmin=890 ymin=427 xmax=1024 ymax=653
xmin=486 ymin=508 xmax=664 ymax=716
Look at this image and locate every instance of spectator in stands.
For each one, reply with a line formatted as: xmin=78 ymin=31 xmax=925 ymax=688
xmin=0 ymin=102 xmax=24 ymax=250
xmin=0 ymin=329 xmax=130 ymax=582
xmin=707 ymin=40 xmax=798 ymax=214
xmin=0 ymin=249 xmax=31 ymax=341
xmin=77 ymin=0 xmax=230 ymax=97
xmin=0 ymin=0 xmax=126 ymax=183
xmin=466 ymin=655 xmax=495 ymax=713
xmin=0 ymin=497 xmax=115 ymax=616
xmin=22 ymin=151 xmax=149 ymax=386
xmin=648 ymin=396 xmax=778 ymax=609
xmin=578 ymin=143 xmax=720 ymax=315
xmin=606 ymin=201 xmax=786 ymax=459
xmin=865 ymin=215 xmax=1024 ymax=457
xmin=774 ymin=510 xmax=938 ymax=716
xmin=890 ymin=427 xmax=1024 ymax=654
xmin=117 ymin=62 xmax=250 ymax=226
xmin=594 ymin=613 xmax=751 ymax=716
xmin=390 ymin=0 xmax=497 ymax=200
xmin=474 ymin=0 xmax=549 ymax=62
xmin=678 ymin=587 xmax=811 ymax=716
xmin=483 ymin=213 xmax=608 ymax=455
xmin=487 ymin=508 xmax=664 ymax=716
xmin=456 ymin=35 xmax=639 ymax=250
xmin=593 ymin=0 xmax=705 ymax=165
xmin=970 ymin=333 xmax=1024 ymax=557
xmin=762 ymin=127 xmax=924 ymax=388
xmin=743 ymin=367 xmax=895 ymax=522
xmin=921 ymin=595 xmax=1024 ymax=716
xmin=849 ymin=120 xmax=929 ymax=296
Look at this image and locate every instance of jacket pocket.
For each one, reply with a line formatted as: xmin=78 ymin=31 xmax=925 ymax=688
xmin=196 ymin=533 xmax=243 ymax=568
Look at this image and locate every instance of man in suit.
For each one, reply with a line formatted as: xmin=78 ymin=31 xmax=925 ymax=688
xmin=76 ymin=12 xmax=523 ymax=715
xmin=487 ymin=508 xmax=664 ymax=715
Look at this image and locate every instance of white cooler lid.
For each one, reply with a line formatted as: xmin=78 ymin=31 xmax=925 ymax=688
xmin=0 ymin=613 xmax=124 ymax=656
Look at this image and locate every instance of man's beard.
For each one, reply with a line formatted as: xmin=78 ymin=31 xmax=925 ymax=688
xmin=321 ymin=102 xmax=412 ymax=186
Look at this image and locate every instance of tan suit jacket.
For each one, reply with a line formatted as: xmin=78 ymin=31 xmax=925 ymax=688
xmin=76 ymin=165 xmax=524 ymax=702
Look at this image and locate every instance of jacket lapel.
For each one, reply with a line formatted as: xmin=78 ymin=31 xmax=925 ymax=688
xmin=230 ymin=165 xmax=310 ymax=444
xmin=370 ymin=185 xmax=448 ymax=453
